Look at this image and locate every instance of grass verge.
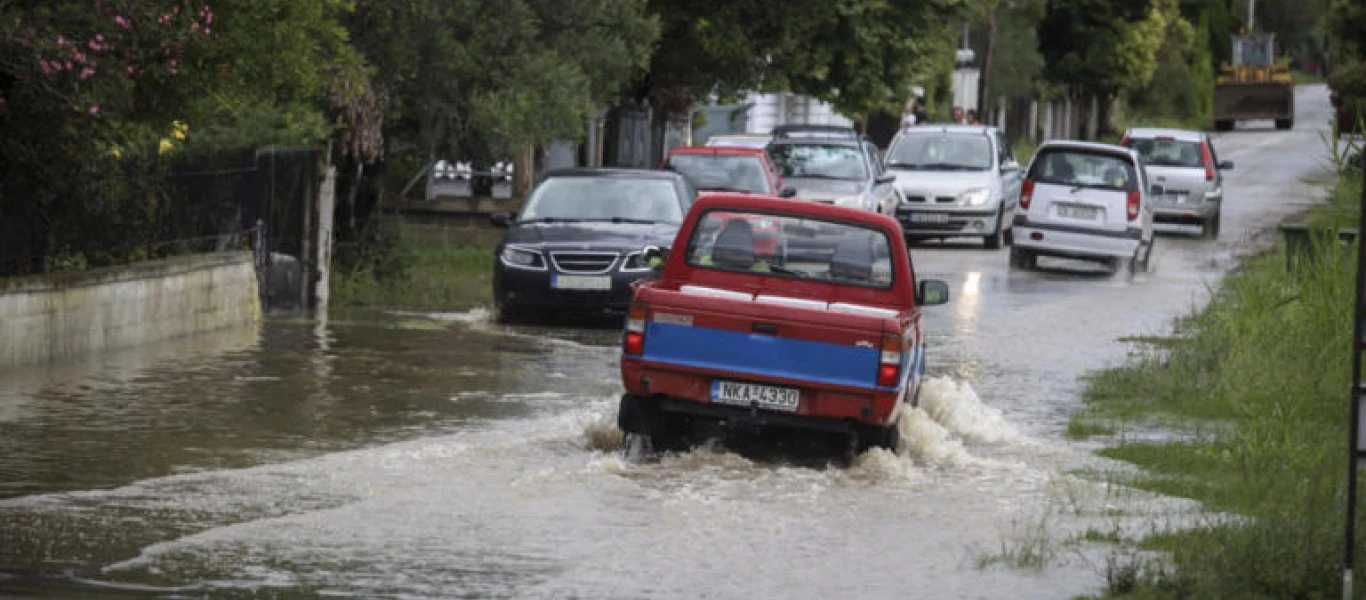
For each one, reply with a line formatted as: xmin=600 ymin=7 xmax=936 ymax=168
xmin=1068 ymin=156 xmax=1362 ymax=598
xmin=330 ymin=223 xmax=494 ymax=312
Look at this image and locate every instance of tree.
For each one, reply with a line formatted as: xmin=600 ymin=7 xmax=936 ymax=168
xmin=0 ymin=0 xmax=359 ymax=274
xmin=1038 ymin=0 xmax=1182 ymax=136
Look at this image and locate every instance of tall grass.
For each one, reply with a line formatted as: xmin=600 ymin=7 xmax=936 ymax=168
xmin=1071 ymin=165 xmax=1363 ymax=597
xmin=331 ymin=229 xmax=494 ymax=312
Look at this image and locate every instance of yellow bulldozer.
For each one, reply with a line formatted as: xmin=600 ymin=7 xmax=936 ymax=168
xmin=1214 ymin=32 xmax=1294 ymax=131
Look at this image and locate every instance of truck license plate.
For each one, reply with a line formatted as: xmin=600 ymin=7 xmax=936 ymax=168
xmin=552 ymin=275 xmax=612 ymax=290
xmin=909 ymin=212 xmax=949 ymax=224
xmin=711 ymin=380 xmax=800 ymax=412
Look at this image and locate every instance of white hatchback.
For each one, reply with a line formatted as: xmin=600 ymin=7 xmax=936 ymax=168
xmin=1009 ymin=140 xmax=1155 ymax=274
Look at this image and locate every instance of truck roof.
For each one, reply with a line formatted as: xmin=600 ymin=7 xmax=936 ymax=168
xmin=687 ymin=193 xmax=899 ymax=229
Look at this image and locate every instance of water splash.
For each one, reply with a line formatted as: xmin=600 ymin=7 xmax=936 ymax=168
xmin=917 ymin=376 xmax=1027 ymax=445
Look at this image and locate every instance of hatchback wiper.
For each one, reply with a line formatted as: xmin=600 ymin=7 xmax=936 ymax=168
xmin=885 ymin=162 xmax=924 ymax=169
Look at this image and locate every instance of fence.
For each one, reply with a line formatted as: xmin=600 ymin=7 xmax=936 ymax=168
xmin=0 ymin=146 xmax=324 ymax=311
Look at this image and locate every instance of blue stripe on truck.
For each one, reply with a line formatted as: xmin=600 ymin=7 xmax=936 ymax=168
xmin=643 ymin=322 xmax=889 ymax=390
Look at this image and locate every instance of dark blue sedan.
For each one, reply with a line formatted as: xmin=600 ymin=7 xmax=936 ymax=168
xmin=489 ymin=168 xmax=696 ymax=322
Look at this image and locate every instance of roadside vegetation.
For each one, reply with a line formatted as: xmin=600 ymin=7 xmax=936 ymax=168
xmin=1067 ymin=140 xmax=1364 ymax=598
xmin=331 ymin=219 xmax=496 ymax=313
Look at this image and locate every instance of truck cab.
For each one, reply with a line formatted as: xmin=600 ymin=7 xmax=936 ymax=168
xmin=617 ymin=194 xmax=949 ymax=453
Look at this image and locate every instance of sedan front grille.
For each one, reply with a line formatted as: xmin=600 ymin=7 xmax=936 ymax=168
xmin=549 ymin=251 xmax=619 ymax=273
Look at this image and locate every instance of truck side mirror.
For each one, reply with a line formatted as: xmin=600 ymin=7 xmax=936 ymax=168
xmin=917 ymin=279 xmax=950 ymax=306
xmin=1218 ymin=160 xmax=1234 ymax=170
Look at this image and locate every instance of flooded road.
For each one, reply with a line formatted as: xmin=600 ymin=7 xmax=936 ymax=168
xmin=0 ymin=86 xmax=1341 ymax=599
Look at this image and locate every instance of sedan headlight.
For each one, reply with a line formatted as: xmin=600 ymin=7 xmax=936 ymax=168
xmin=958 ymin=187 xmax=990 ymax=206
xmin=499 ymin=246 xmax=546 ymax=270
xmin=834 ymin=195 xmax=872 ymax=211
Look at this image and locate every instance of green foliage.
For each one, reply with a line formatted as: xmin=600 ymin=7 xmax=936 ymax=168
xmin=331 ymin=222 xmax=495 ymax=311
xmin=1038 ymin=0 xmax=1182 ymax=99
xmin=1073 ymin=165 xmax=1364 ymax=597
xmin=1124 ymin=6 xmax=1210 ymax=128
xmin=982 ymin=0 xmax=1051 ymax=101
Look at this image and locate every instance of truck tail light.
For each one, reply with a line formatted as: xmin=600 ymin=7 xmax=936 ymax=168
xmin=1200 ymin=140 xmax=1215 ymax=181
xmin=1126 ymin=189 xmax=1141 ymax=221
xmin=1019 ymin=179 xmax=1034 ymax=210
xmin=877 ymin=332 xmax=903 ymax=388
xmin=623 ymin=300 xmax=647 ymax=355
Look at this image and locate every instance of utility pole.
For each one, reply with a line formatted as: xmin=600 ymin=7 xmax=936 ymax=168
xmin=1247 ymin=0 xmax=1256 ymax=32
xmin=977 ymin=0 xmax=1000 ymax=125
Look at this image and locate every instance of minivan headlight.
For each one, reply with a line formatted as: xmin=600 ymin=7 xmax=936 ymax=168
xmin=958 ymin=187 xmax=990 ymax=206
xmin=500 ymin=246 xmax=546 ymax=270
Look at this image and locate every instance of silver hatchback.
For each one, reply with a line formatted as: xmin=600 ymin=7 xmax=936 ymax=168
xmin=1120 ymin=127 xmax=1233 ymax=239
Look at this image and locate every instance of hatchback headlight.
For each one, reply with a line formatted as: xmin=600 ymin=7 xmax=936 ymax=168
xmin=958 ymin=187 xmax=990 ymax=206
xmin=499 ymin=246 xmax=546 ymax=270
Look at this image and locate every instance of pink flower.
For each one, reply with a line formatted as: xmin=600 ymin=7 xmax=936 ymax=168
xmin=114 ymin=15 xmax=130 ymax=29
xmin=38 ymin=58 xmax=52 ymax=74
xmin=88 ymin=39 xmax=103 ymax=51
xmin=96 ymin=33 xmax=104 ymax=41
xmin=80 ymin=67 xmax=96 ymax=79
xmin=125 ymin=64 xmax=134 ymax=74
xmin=173 ymin=4 xmax=181 ymax=14
xmin=73 ymin=51 xmax=86 ymax=63
xmin=64 ymin=61 xmax=72 ymax=71
xmin=169 ymin=58 xmax=178 ymax=74
xmin=56 ymin=35 xmax=65 ymax=47
xmin=190 ymin=22 xmax=199 ymax=31
xmin=202 ymin=26 xmax=210 ymax=35
xmin=89 ymin=104 xmax=99 ymax=115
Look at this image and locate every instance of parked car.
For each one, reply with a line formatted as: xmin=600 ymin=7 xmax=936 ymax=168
xmin=661 ymin=146 xmax=794 ymax=198
xmin=488 ymin=168 xmax=696 ymax=322
xmin=884 ymin=125 xmax=1023 ymax=249
xmin=1119 ymin=127 xmax=1233 ymax=239
xmin=766 ymin=131 xmax=902 ymax=216
xmin=703 ymin=133 xmax=772 ymax=149
xmin=617 ymin=194 xmax=949 ymax=453
xmin=1009 ymin=140 xmax=1156 ymax=274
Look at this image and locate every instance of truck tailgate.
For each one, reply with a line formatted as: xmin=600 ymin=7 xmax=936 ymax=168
xmin=640 ymin=286 xmax=895 ymax=390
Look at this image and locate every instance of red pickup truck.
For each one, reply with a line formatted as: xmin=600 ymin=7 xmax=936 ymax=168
xmin=617 ymin=194 xmax=949 ymax=453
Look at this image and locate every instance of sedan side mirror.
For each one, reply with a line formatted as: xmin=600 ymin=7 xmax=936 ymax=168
xmin=875 ymin=173 xmax=897 ymax=185
xmin=917 ymin=279 xmax=950 ymax=306
xmin=489 ymin=212 xmax=514 ymax=228
xmin=1218 ymin=160 xmax=1234 ymax=170
xmin=778 ymin=187 xmax=798 ymax=198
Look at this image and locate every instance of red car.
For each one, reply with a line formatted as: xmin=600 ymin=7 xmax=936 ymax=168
xmin=662 ymin=146 xmax=795 ymax=256
xmin=618 ymin=194 xmax=950 ymax=453
xmin=661 ymin=145 xmax=793 ymax=198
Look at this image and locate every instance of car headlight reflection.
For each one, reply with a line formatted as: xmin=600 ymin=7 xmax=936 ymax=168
xmin=499 ymin=246 xmax=546 ymax=270
xmin=834 ymin=195 xmax=872 ymax=210
xmin=958 ymin=187 xmax=990 ymax=206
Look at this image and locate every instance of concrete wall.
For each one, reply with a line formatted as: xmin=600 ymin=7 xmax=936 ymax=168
xmin=0 ymin=252 xmax=261 ymax=369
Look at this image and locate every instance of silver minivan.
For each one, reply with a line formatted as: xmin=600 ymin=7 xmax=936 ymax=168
xmin=1010 ymin=140 xmax=1155 ymax=274
xmin=1120 ymin=127 xmax=1232 ymax=239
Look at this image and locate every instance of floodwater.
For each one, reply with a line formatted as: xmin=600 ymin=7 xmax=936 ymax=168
xmin=0 ymin=86 xmax=1342 ymax=599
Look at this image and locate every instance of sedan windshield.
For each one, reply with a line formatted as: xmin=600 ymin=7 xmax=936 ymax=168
xmin=886 ymin=134 xmax=992 ymax=170
xmin=1127 ymin=138 xmax=1204 ymax=168
xmin=519 ymin=177 xmax=683 ymax=223
xmin=665 ymin=154 xmax=772 ymax=195
xmin=767 ymin=144 xmax=868 ymax=181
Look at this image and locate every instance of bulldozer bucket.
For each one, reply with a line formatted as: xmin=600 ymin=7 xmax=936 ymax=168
xmin=1214 ymin=82 xmax=1294 ymax=127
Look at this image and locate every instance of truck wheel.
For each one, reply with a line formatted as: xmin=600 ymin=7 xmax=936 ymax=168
xmin=857 ymin=422 xmax=901 ymax=453
xmin=1275 ymin=118 xmax=1294 ymax=130
xmin=1009 ymin=246 xmax=1036 ymax=270
xmin=1214 ymin=120 xmax=1234 ymax=132
xmin=983 ymin=208 xmax=1004 ymax=250
xmin=617 ymin=394 xmax=648 ymax=435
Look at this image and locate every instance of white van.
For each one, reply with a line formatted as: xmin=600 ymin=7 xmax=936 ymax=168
xmin=1009 ymin=140 xmax=1155 ymax=274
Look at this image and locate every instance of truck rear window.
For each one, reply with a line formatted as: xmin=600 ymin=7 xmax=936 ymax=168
xmin=685 ymin=210 xmax=894 ymax=289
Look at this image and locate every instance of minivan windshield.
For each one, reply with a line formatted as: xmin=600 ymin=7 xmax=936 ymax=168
xmin=886 ymin=134 xmax=992 ymax=171
xmin=1127 ymin=138 xmax=1204 ymax=168
xmin=767 ymin=144 xmax=868 ymax=181
xmin=1029 ymin=150 xmax=1137 ymax=191
xmin=686 ymin=209 xmax=894 ymax=289
xmin=518 ymin=177 xmax=683 ymax=224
